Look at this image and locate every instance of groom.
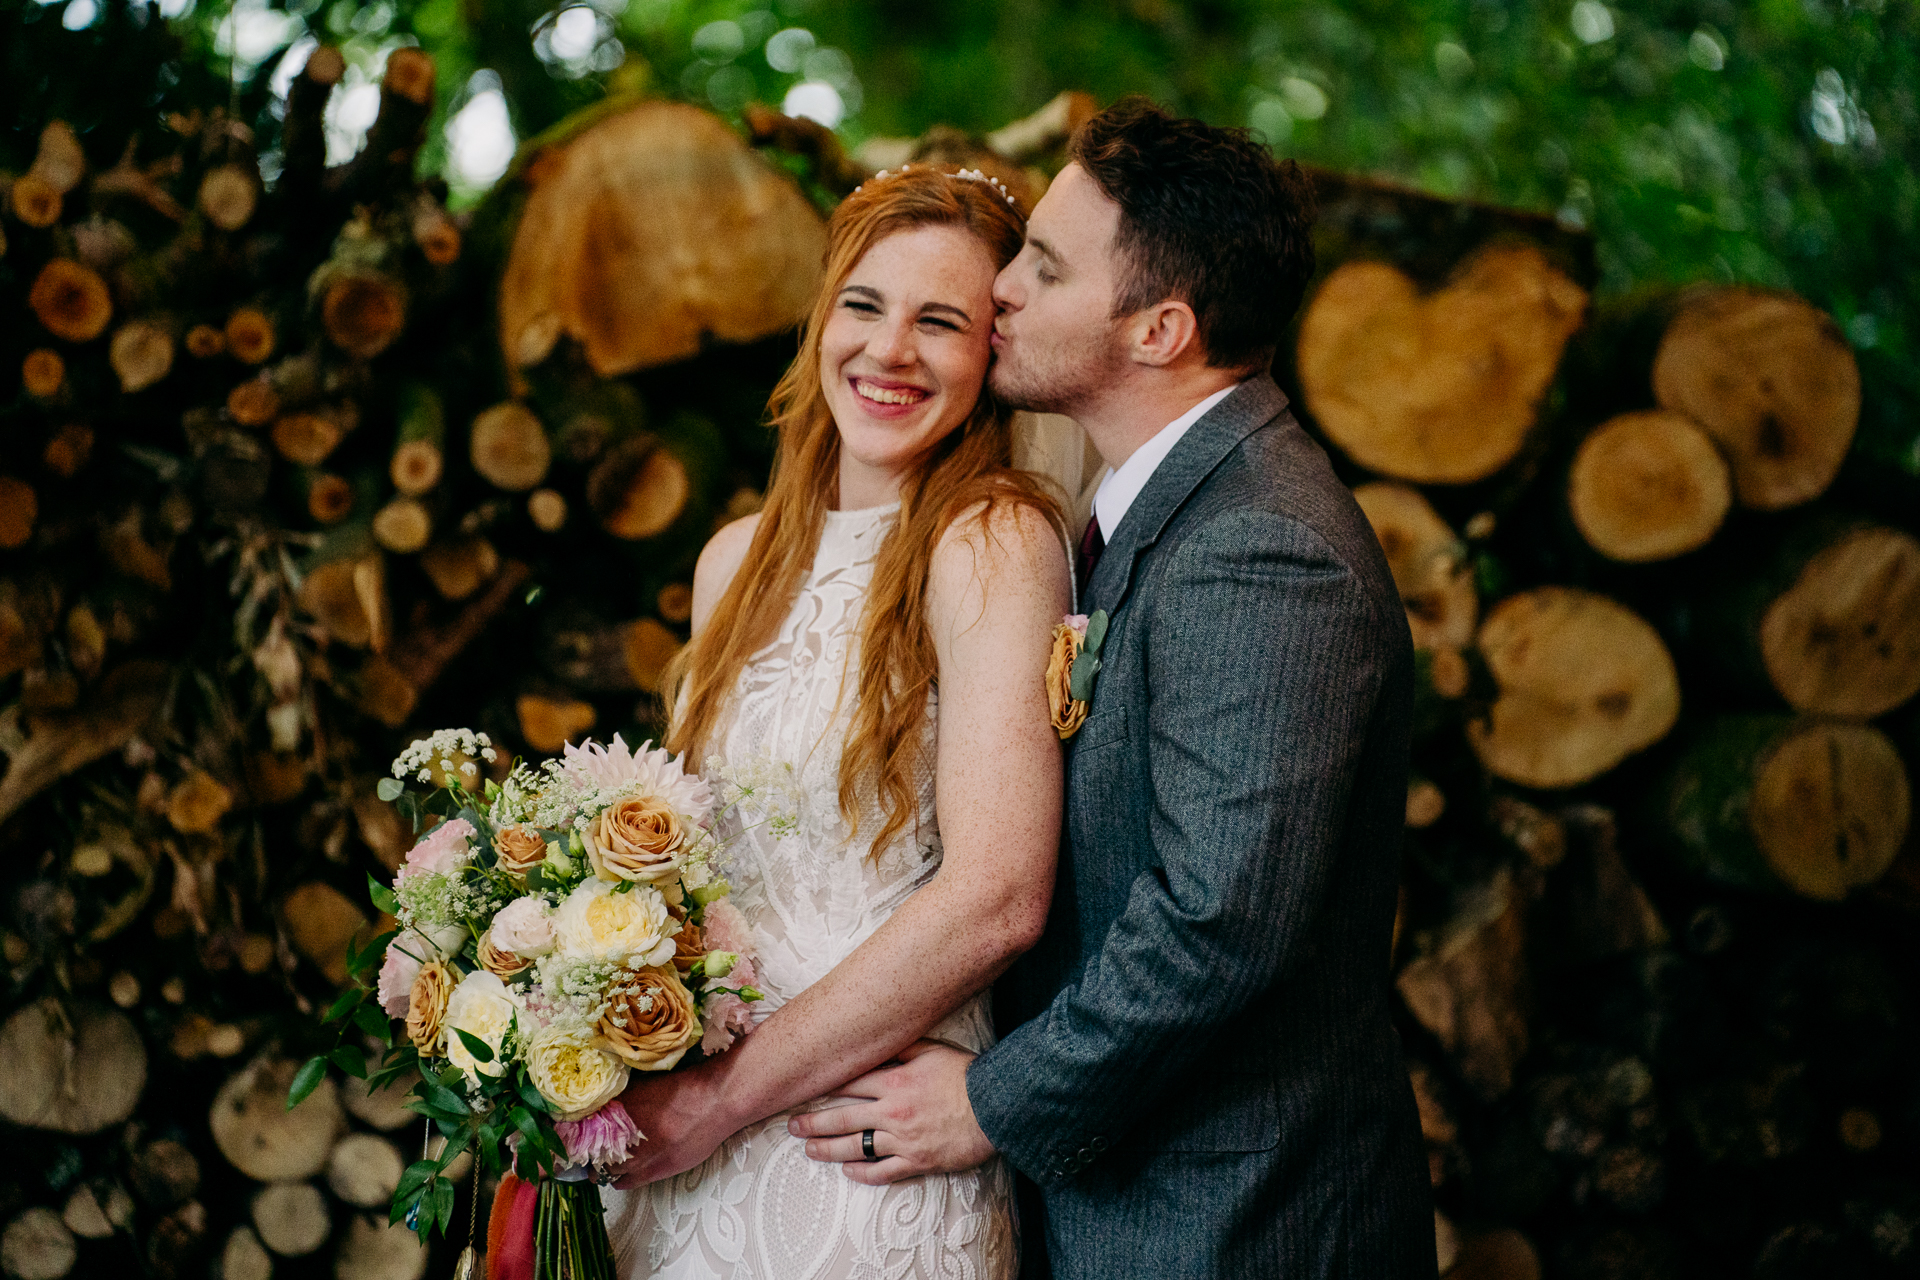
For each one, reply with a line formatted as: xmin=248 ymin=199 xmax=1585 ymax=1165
xmin=792 ymin=98 xmax=1434 ymax=1277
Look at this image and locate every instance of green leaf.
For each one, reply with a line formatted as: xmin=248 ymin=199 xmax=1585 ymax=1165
xmin=1084 ymin=609 xmax=1109 ymax=654
xmin=367 ymin=874 xmax=400 ymax=915
xmin=414 ymin=1076 xmax=470 ymax=1118
xmin=516 ymin=1080 xmax=552 ymax=1114
xmin=1068 ymin=653 xmax=1102 ymax=703
xmin=352 ymin=1002 xmax=391 ymax=1040
xmin=377 ymin=777 xmax=406 ymax=802
xmin=432 ymin=1175 xmax=456 ymax=1233
xmin=324 ymin=988 xmax=362 ymax=1023
xmin=454 ymin=1029 xmax=495 ymax=1063
xmin=329 ymin=1044 xmax=368 ymax=1078
xmin=286 ymin=1055 xmax=328 ymax=1111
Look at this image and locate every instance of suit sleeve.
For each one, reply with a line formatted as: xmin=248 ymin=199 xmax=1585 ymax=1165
xmin=966 ymin=507 xmax=1396 ymax=1187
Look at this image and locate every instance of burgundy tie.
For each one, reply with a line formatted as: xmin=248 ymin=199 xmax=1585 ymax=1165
xmin=1076 ymin=517 xmax=1105 ymax=588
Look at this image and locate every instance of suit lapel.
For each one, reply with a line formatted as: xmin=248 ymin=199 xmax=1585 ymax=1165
xmin=1083 ymin=376 xmax=1291 ymax=619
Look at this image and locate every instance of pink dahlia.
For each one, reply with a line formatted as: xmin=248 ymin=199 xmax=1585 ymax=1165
xmin=556 ymin=1102 xmax=644 ymax=1171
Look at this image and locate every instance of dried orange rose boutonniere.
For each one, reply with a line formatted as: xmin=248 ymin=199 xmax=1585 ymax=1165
xmin=1046 ymin=609 xmax=1108 ymax=740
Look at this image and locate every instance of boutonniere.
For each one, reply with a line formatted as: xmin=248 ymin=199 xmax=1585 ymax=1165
xmin=1045 ymin=609 xmax=1108 ymax=740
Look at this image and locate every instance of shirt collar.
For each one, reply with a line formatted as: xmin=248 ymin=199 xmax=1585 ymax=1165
xmin=1091 ymin=383 xmax=1240 ymax=541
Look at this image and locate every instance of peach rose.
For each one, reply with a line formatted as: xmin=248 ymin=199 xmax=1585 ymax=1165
xmin=597 ymin=965 xmax=700 ymax=1072
xmin=1046 ymin=621 xmax=1089 ymax=739
xmin=671 ymin=921 xmax=705 ymax=975
xmin=585 ymin=796 xmax=686 ymax=884
xmin=478 ymin=930 xmax=531 ymax=979
xmin=494 ymin=824 xmax=549 ymax=876
xmin=406 ymin=961 xmax=456 ymax=1056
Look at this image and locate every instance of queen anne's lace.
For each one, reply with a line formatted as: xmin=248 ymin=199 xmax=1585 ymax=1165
xmin=602 ymin=504 xmax=1013 ymax=1279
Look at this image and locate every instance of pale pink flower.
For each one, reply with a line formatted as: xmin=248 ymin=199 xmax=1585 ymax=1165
xmin=491 ymin=895 xmax=556 ymax=956
xmin=556 ymin=1102 xmax=644 ymax=1170
xmin=558 ymin=735 xmax=715 ymax=821
xmin=700 ymin=993 xmax=756 ymax=1055
xmin=701 ymin=898 xmax=752 ymax=956
xmin=398 ymin=818 xmax=476 ymax=881
xmin=376 ymin=926 xmax=465 ymax=1016
xmin=1063 ymin=613 xmax=1089 ymax=634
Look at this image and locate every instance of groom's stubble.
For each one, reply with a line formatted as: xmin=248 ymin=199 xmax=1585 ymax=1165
xmin=988 ymin=306 xmax=1129 ymax=419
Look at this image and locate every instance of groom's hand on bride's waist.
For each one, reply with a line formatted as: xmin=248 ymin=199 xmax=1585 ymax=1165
xmin=789 ymin=1041 xmax=996 ymax=1184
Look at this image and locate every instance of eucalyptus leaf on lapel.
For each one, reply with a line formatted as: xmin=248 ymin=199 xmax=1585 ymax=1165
xmin=1068 ymin=609 xmax=1108 ymax=704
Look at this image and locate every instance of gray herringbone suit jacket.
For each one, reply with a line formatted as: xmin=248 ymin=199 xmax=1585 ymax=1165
xmin=968 ymin=377 xmax=1434 ymax=1279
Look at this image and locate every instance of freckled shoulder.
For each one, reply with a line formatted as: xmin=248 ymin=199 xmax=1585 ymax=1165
xmin=691 ymin=514 xmax=762 ymax=635
xmin=928 ymin=500 xmax=1071 ymax=643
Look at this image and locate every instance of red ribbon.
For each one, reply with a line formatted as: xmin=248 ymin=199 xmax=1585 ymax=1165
xmin=485 ymin=1171 xmax=540 ymax=1280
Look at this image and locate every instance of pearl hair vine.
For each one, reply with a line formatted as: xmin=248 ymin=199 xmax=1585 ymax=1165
xmin=851 ymin=161 xmax=1021 ymax=210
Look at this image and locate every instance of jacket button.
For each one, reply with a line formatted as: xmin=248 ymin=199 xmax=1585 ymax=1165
xmin=1090 ymin=1136 xmax=1109 ymax=1153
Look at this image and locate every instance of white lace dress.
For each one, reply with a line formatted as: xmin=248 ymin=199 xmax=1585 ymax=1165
xmin=603 ymin=503 xmax=1016 ymax=1280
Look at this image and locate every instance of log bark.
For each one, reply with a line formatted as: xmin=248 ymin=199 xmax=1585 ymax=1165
xmin=1754 ymin=522 xmax=1920 ymax=718
xmin=281 ymin=45 xmax=345 ymax=207
xmin=1 ymin=1209 xmax=75 ymax=1280
xmin=985 ymin=90 xmax=1099 ymax=162
xmin=1451 ymin=1229 xmax=1543 ymax=1280
xmin=588 ymin=435 xmax=689 ymax=539
xmin=470 ymin=401 xmax=552 ymax=491
xmin=324 ymin=47 xmax=436 ymax=207
xmin=388 ymin=559 xmax=532 ymax=691
xmin=1567 ymin=409 xmax=1730 ymax=562
xmin=1467 ymin=587 xmax=1679 ymax=789
xmin=0 ymin=660 xmax=167 ymax=824
xmin=409 ymin=192 xmax=461 ymax=265
xmin=371 ymin=497 xmax=432 ymax=553
xmin=743 ymin=103 xmax=867 ymax=192
xmin=333 ymin=1214 xmax=428 ymax=1280
xmin=250 ymin=1183 xmax=329 ymax=1257
xmin=209 ymin=1057 xmax=343 ymax=1181
xmin=1666 ymin=715 xmax=1909 ymax=901
xmin=389 ymin=382 xmax=445 ymax=495
xmin=499 ymin=100 xmax=825 ymax=380
xmin=326 ymin=1133 xmax=404 ymax=1208
xmin=29 ymin=260 xmax=113 ymax=342
xmin=516 ymin=693 xmax=597 ymax=753
xmin=0 ymin=1001 xmax=147 ymax=1134
xmin=1297 ymin=244 xmax=1587 ymax=483
xmin=1396 ymin=870 xmax=1531 ymax=1100
xmin=1652 ymin=286 xmax=1859 ymax=510
xmin=1354 ymin=482 xmax=1477 ymax=650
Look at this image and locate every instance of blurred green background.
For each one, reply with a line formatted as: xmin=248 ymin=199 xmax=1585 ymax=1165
xmin=11 ymin=0 xmax=1917 ymax=469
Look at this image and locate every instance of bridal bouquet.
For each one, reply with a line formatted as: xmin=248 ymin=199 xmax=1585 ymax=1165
xmin=288 ymin=729 xmax=766 ymax=1280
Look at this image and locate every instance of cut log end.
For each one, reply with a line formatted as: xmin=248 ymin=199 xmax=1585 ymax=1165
xmin=383 ymin=46 xmax=436 ymax=105
xmin=1652 ymin=287 xmax=1860 ymax=510
xmin=211 ymin=1058 xmax=343 ymax=1182
xmin=371 ymin=497 xmax=432 ymax=554
xmin=1468 ymin=587 xmax=1680 ymax=789
xmin=29 ymin=260 xmax=113 ymax=343
xmin=590 ymin=438 xmax=690 ymax=540
xmin=184 ymin=324 xmax=225 ymax=358
xmin=1759 ymin=525 xmax=1920 ymax=718
xmin=1406 ymin=779 xmax=1447 ymax=828
xmin=271 ymin=413 xmax=344 ymax=466
xmin=1569 ymin=410 xmax=1732 ymax=562
xmin=22 ymin=349 xmax=65 ymax=398
xmin=327 ymin=1132 xmax=405 ymax=1207
xmin=470 ymin=402 xmax=552 ymax=491
xmin=109 ymin=320 xmax=175 ymax=393
xmin=251 ymin=1182 xmax=330 ymax=1257
xmin=1750 ymin=721 xmax=1909 ymax=902
xmin=1355 ymin=483 xmax=1477 ymax=650
xmin=227 ymin=377 xmax=280 ymax=427
xmin=1 ymin=1208 xmax=76 ymax=1280
xmin=390 ymin=439 xmax=443 ymax=495
xmin=322 ymin=275 xmax=406 ymax=359
xmin=528 ymin=488 xmax=568 ymax=532
xmin=420 ymin=537 xmax=500 ymax=601
xmin=657 ymin=582 xmax=694 ymax=624
xmin=197 ymin=165 xmax=258 ymax=231
xmin=306 ymin=472 xmax=355 ymax=525
xmin=517 ymin=694 xmax=597 ymax=753
xmin=1299 ymin=245 xmax=1588 ymax=484
xmin=11 ymin=174 xmax=62 ymax=228
xmin=225 ymin=307 xmax=276 ymax=364
xmin=305 ymin=44 xmax=346 ymax=85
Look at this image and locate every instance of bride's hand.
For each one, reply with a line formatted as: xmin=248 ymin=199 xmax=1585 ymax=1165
xmin=606 ymin=1067 xmax=737 ymax=1189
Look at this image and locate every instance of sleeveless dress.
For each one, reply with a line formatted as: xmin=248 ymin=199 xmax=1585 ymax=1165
xmin=603 ymin=503 xmax=1017 ymax=1280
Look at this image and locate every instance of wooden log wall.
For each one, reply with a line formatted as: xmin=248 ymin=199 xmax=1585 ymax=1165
xmin=1283 ymin=171 xmax=1920 ymax=1279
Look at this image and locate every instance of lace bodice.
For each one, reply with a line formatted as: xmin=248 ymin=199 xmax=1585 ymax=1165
xmin=604 ymin=503 xmax=1012 ymax=1279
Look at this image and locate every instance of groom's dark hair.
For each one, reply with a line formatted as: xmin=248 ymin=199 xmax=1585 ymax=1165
xmin=1070 ymin=96 xmax=1316 ymax=372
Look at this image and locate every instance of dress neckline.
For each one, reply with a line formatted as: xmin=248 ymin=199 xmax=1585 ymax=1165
xmin=824 ymin=501 xmax=901 ymax=525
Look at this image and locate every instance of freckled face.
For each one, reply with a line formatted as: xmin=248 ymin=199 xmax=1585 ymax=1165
xmin=821 ymin=223 xmax=1000 ymax=492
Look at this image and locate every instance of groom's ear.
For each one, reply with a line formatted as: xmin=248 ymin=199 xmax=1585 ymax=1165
xmin=1124 ymin=299 xmax=1201 ymax=369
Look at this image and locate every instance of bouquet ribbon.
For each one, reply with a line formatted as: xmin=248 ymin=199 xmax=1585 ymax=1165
xmin=486 ymin=1172 xmax=539 ymax=1280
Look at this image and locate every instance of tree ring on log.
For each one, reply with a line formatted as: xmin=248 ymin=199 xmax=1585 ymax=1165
xmin=1652 ymin=286 xmax=1859 ymax=510
xmin=1568 ymin=410 xmax=1731 ymax=562
xmin=1749 ymin=721 xmax=1909 ymax=901
xmin=1297 ymin=245 xmax=1587 ymax=483
xmin=1468 ymin=587 xmax=1679 ymax=788
xmin=1759 ymin=525 xmax=1920 ymax=718
xmin=209 ymin=1057 xmax=343 ymax=1181
xmin=588 ymin=435 xmax=690 ymax=540
xmin=1354 ymin=482 xmax=1477 ymax=649
xmin=0 ymin=1002 xmax=147 ymax=1134
xmin=470 ymin=402 xmax=552 ymax=491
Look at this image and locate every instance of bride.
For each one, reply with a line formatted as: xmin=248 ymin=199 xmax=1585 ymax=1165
xmin=600 ymin=165 xmax=1072 ymax=1278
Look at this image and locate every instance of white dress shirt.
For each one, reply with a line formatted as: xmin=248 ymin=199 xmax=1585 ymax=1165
xmin=1090 ymin=383 xmax=1240 ymax=541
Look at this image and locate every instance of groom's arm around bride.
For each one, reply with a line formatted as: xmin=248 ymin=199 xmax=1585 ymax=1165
xmin=793 ymin=99 xmax=1435 ymax=1278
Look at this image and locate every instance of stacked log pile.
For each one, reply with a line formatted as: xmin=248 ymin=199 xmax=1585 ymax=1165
xmin=1286 ymin=173 xmax=1920 ymax=1278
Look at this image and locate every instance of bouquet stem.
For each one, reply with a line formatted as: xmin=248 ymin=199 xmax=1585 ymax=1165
xmin=534 ymin=1177 xmax=618 ymax=1280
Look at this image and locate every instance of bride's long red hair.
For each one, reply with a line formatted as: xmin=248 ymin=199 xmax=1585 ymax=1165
xmin=667 ymin=167 xmax=1060 ymax=856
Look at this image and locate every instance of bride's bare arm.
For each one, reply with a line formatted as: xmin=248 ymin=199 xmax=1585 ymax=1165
xmin=611 ymin=501 xmax=1069 ymax=1185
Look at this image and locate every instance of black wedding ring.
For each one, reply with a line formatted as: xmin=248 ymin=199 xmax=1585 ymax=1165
xmin=862 ymin=1129 xmax=879 ymax=1162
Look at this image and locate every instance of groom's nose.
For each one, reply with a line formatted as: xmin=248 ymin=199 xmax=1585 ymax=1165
xmin=992 ymin=259 xmax=1023 ymax=312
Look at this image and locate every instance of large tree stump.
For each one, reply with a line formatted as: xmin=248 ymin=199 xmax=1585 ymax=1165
xmin=209 ymin=1058 xmax=343 ymax=1181
xmin=1467 ymin=588 xmax=1680 ymax=788
xmin=1297 ymin=244 xmax=1587 ymax=483
xmin=0 ymin=1002 xmax=146 ymax=1134
xmin=1567 ymin=410 xmax=1731 ymax=562
xmin=1666 ymin=715 xmax=1909 ymax=901
xmin=1652 ymin=286 xmax=1859 ymax=510
xmin=499 ymin=100 xmax=826 ymax=381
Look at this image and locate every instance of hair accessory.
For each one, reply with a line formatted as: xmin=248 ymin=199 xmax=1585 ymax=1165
xmin=852 ymin=164 xmax=1021 ymax=211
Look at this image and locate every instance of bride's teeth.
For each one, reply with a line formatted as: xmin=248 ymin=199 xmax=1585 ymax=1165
xmin=855 ymin=380 xmax=924 ymax=406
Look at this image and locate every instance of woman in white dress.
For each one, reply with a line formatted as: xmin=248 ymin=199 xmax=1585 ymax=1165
xmin=600 ymin=165 xmax=1071 ymax=1278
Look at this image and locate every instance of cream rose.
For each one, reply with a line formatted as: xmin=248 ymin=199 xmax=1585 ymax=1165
xmin=406 ymin=961 xmax=456 ymax=1056
xmin=490 ymin=895 xmax=555 ymax=957
xmin=584 ymin=796 xmax=687 ymax=884
xmin=553 ymin=879 xmax=677 ymax=968
xmin=598 ymin=965 xmax=701 ymax=1072
xmin=524 ymin=1025 xmax=630 ymax=1122
xmin=494 ymin=824 xmax=549 ymax=877
xmin=444 ymin=970 xmax=519 ymax=1084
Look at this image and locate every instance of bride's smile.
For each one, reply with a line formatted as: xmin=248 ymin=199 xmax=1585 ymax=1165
xmin=819 ymin=221 xmax=998 ymax=508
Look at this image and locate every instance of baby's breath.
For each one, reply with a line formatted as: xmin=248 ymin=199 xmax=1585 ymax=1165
xmin=392 ymin=728 xmax=498 ymax=782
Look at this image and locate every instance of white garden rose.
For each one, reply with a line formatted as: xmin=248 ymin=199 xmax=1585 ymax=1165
xmin=443 ymin=971 xmax=519 ymax=1085
xmin=524 ymin=1024 xmax=630 ymax=1121
xmin=553 ymin=878 xmax=677 ymax=968
xmin=491 ymin=895 xmax=556 ymax=956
